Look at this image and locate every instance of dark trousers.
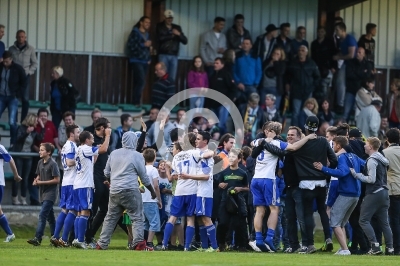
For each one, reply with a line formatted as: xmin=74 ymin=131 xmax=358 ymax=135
xmin=286 ymin=186 xmax=307 ymax=247
xmin=302 ymin=186 xmax=331 ymax=246
xmin=217 ymin=205 xmax=248 ymax=248
xmin=349 ymin=205 xmax=369 ymax=252
xmin=131 ymin=63 xmax=148 ymax=105
xmin=389 ymin=196 xmax=400 ymax=252
xmin=20 ymin=74 xmax=30 ymax=123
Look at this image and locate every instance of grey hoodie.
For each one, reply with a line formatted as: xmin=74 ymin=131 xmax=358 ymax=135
xmin=353 ymin=151 xmax=389 ymax=194
xmin=104 ymin=131 xmax=150 ymax=194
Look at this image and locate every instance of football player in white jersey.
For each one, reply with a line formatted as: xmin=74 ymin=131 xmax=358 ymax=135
xmin=250 ymin=122 xmax=315 ymax=252
xmin=51 ymin=125 xmax=80 ymax=247
xmin=72 ymin=131 xmax=98 ymax=249
xmin=161 ymin=133 xmax=213 ymax=251
xmin=193 ymin=131 xmax=218 ymax=251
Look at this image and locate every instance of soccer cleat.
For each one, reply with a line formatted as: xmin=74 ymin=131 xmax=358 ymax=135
xmin=75 ymin=241 xmax=88 ymax=249
xmin=306 ymin=245 xmax=317 ymax=254
xmin=205 ymin=247 xmax=219 ymax=252
xmin=320 ymin=238 xmax=334 ymax=252
xmin=160 ymin=245 xmax=168 ymax=251
xmin=50 ymin=236 xmax=60 ymax=247
xmin=184 ymin=248 xmax=190 ymax=251
xmin=27 ymin=237 xmax=41 ymax=246
xmin=284 ymin=246 xmax=301 ymax=253
xmin=134 ymin=240 xmax=147 ymax=251
xmin=72 ymin=239 xmax=78 ymax=247
xmin=298 ymin=246 xmax=308 ymax=254
xmin=248 ymin=241 xmax=261 ymax=252
xmin=58 ymin=238 xmax=70 ymax=248
xmin=337 ymin=249 xmax=351 ymax=255
xmin=145 ymin=242 xmax=154 ymax=251
xmin=334 ymin=248 xmax=342 ymax=255
xmin=367 ymin=243 xmax=382 ymax=255
xmin=195 ymin=247 xmax=207 ymax=252
xmin=255 ymin=241 xmax=271 ymax=252
xmin=4 ymin=234 xmax=15 ymax=243
xmin=385 ymin=247 xmax=394 ymax=255
xmin=264 ymin=237 xmax=276 ymax=252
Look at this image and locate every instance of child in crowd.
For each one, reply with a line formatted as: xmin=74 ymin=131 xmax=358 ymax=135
xmin=27 ymin=143 xmax=60 ymax=246
xmin=187 ymin=56 xmax=208 ymax=110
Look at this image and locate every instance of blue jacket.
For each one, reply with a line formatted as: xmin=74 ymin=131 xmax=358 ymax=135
xmin=234 ymin=50 xmax=262 ymax=86
xmin=114 ymin=126 xmax=135 ymax=149
xmin=321 ymin=153 xmax=365 ymax=197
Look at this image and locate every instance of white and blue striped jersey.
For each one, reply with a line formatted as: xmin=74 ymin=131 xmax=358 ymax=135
xmin=172 ymin=149 xmax=203 ymax=196
xmin=253 ymin=139 xmax=287 ymax=179
xmin=0 ymin=144 xmax=12 ymax=186
xmin=61 ymin=140 xmax=78 ymax=186
xmin=197 ymin=149 xmax=214 ymax=198
xmin=73 ymin=144 xmax=98 ymax=189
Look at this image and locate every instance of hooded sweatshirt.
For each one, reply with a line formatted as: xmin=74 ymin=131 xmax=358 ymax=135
xmin=352 ymin=151 xmax=389 ymax=195
xmin=321 ymin=152 xmax=365 ymax=197
xmin=104 ymin=131 xmax=150 ymax=194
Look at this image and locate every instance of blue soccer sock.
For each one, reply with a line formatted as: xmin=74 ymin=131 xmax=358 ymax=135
xmin=265 ymin=228 xmax=275 ymax=241
xmin=329 ymin=227 xmax=333 ymax=239
xmin=78 ymin=215 xmax=89 ymax=242
xmin=199 ymin=226 xmax=208 ymax=249
xmin=53 ymin=211 xmax=67 ymax=239
xmin=62 ymin=212 xmax=76 ymax=242
xmin=185 ymin=226 xmax=195 ymax=250
xmin=0 ymin=214 xmax=12 ymax=235
xmin=255 ymin=231 xmax=263 ymax=245
xmin=206 ymin=225 xmax=218 ymax=249
xmin=74 ymin=216 xmax=80 ymax=239
xmin=163 ymin=222 xmax=174 ymax=246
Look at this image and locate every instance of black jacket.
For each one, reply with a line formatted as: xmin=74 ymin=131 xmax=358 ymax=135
xmin=206 ymin=68 xmax=237 ymax=109
xmin=275 ymin=36 xmax=292 ymax=61
xmin=226 ymin=25 xmax=252 ymax=52
xmin=286 ymin=58 xmax=320 ymax=100
xmin=264 ymin=59 xmax=286 ymax=96
xmin=345 ymin=58 xmax=373 ymax=95
xmin=156 ymin=22 xmax=187 ymax=55
xmin=253 ymin=35 xmax=277 ymax=69
xmin=311 ymin=37 xmax=335 ymax=78
xmin=11 ymin=125 xmax=44 ymax=152
xmin=50 ymin=77 xmax=78 ymax=114
xmin=0 ymin=62 xmax=26 ymax=97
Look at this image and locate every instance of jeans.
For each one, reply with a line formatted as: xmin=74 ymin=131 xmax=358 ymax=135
xmin=389 ymin=196 xmax=400 ymax=252
xmin=335 ymin=64 xmax=346 ymax=107
xmin=343 ymin=92 xmax=356 ymax=122
xmin=291 ymin=95 xmax=311 ymax=128
xmin=0 ymin=95 xmax=18 ymax=144
xmin=359 ymin=190 xmax=393 ymax=247
xmin=131 ymin=63 xmax=149 ymax=105
xmin=35 ymin=200 xmax=55 ymax=240
xmin=260 ymin=87 xmax=281 ymax=110
xmin=189 ymin=94 xmax=205 ymax=110
xmin=216 ymin=105 xmax=230 ymax=135
xmin=97 ymin=189 xmax=144 ymax=249
xmin=285 ymin=186 xmax=307 ymax=247
xmin=158 ymin=54 xmax=178 ymax=82
xmin=302 ymin=186 xmax=331 ymax=246
xmin=51 ymin=110 xmax=63 ymax=129
xmin=20 ymin=74 xmax=30 ymax=123
xmin=12 ymin=157 xmax=32 ymax=198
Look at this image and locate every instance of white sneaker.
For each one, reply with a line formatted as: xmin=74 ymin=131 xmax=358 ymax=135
xmin=334 ymin=248 xmax=342 ymax=255
xmin=72 ymin=239 xmax=78 ymax=247
xmin=4 ymin=234 xmax=15 ymax=242
xmin=75 ymin=241 xmax=88 ymax=249
xmin=248 ymin=240 xmax=262 ymax=252
xmin=336 ymin=249 xmax=351 ymax=255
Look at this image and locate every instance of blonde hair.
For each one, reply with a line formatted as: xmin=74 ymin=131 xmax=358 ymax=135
xmin=366 ymin=137 xmax=381 ymax=150
xmin=22 ymin=113 xmax=37 ymax=127
xmin=52 ymin=66 xmax=63 ymax=77
xmin=304 ymin=97 xmax=319 ymax=115
xmin=272 ymin=47 xmax=286 ymax=61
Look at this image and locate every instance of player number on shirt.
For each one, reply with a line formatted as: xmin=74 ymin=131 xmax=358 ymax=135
xmin=62 ymin=154 xmax=68 ymax=169
xmin=76 ymin=157 xmax=82 ymax=171
xmin=257 ymin=151 xmax=264 ymax=161
xmin=178 ymin=160 xmax=190 ymax=174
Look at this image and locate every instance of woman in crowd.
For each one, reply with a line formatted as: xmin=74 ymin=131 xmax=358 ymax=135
xmin=50 ymin=66 xmax=78 ymax=128
xmin=222 ymin=49 xmax=236 ymax=76
xmin=317 ymin=98 xmax=335 ymax=126
xmin=187 ymin=56 xmax=208 ymax=110
xmin=11 ymin=113 xmax=44 ymax=205
xmin=260 ymin=47 xmax=286 ymax=110
xmin=298 ymin=97 xmax=319 ymax=132
xmin=355 ymin=77 xmax=382 ymax=119
xmin=386 ymin=79 xmax=400 ymax=128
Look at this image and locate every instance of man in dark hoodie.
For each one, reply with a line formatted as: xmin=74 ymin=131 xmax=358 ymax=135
xmin=226 ymin=14 xmax=252 ymax=52
xmin=350 ymin=137 xmax=394 ymax=255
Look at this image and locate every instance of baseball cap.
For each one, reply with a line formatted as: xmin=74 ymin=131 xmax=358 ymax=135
xmin=349 ymin=128 xmax=362 ymax=138
xmin=265 ymin=24 xmax=279 ymax=34
xmin=304 ymin=115 xmax=319 ymax=132
xmin=164 ymin=10 xmax=174 ymax=18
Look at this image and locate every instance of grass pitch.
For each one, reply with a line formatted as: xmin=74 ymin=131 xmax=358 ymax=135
xmin=0 ymin=226 xmax=397 ymax=266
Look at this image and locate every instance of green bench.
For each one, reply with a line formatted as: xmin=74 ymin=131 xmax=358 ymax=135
xmin=29 ymin=100 xmax=49 ymax=108
xmin=0 ymin=121 xmax=10 ymax=131
xmin=76 ymin=102 xmax=96 ymax=111
xmin=5 ymin=172 xmax=14 ymax=181
xmin=118 ymin=104 xmax=142 ymax=112
xmin=94 ymin=103 xmax=119 ymax=112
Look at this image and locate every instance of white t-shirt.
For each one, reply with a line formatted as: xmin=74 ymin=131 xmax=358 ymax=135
xmin=172 ymin=149 xmax=203 ymax=196
xmin=158 ymin=176 xmax=172 ymax=213
xmin=253 ymin=139 xmax=288 ymax=179
xmin=142 ymin=165 xmax=159 ymax=203
xmin=73 ymin=144 xmax=98 ymax=189
xmin=0 ymin=144 xmax=11 ymax=186
xmin=214 ymin=32 xmax=221 ymax=39
xmin=61 ymin=140 xmax=77 ymax=186
xmin=197 ymin=150 xmax=214 ymax=198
